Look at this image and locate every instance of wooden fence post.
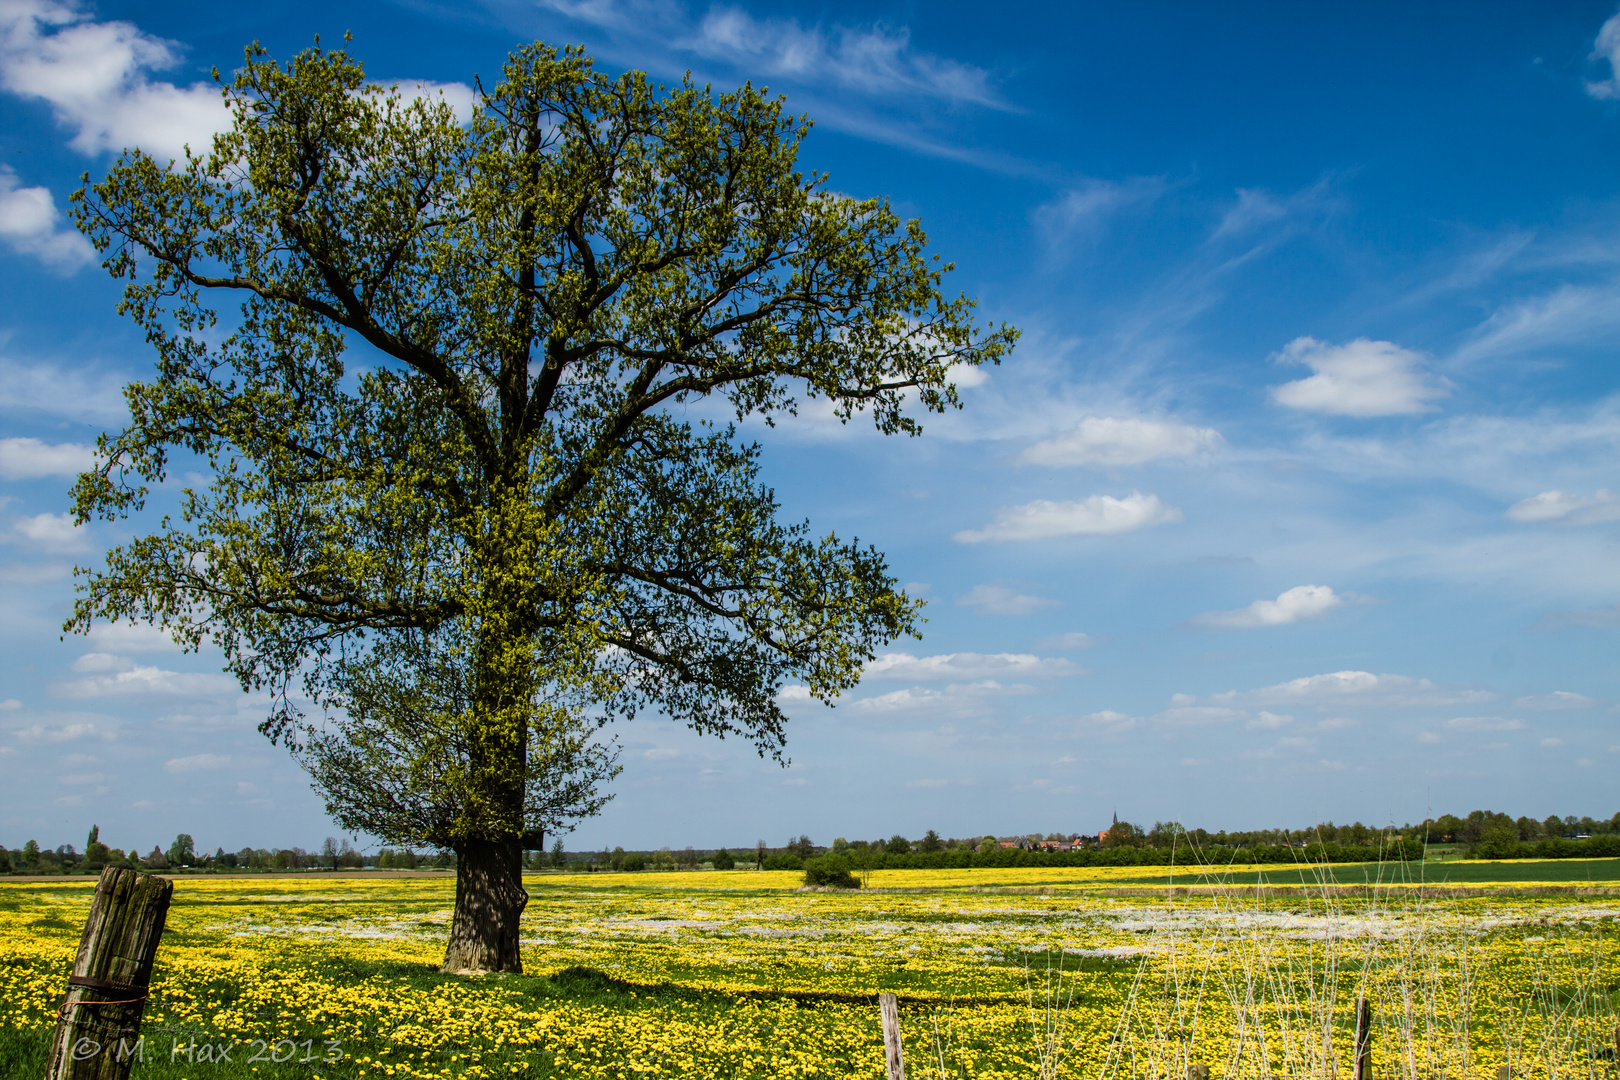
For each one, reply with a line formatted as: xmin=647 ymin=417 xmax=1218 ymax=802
xmin=1496 ymin=1065 xmax=1509 ymax=1080
xmin=44 ymin=866 xmax=174 ymax=1080
xmin=1351 ymin=997 xmax=1372 ymax=1080
xmin=879 ymin=991 xmax=905 ymax=1080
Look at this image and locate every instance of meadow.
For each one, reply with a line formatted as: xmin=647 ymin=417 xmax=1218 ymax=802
xmin=2 ymin=861 xmax=1617 ymax=1080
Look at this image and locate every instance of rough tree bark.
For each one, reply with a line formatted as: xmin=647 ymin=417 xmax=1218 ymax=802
xmin=45 ymin=867 xmax=172 ymax=1080
xmin=442 ymin=839 xmax=528 ymax=973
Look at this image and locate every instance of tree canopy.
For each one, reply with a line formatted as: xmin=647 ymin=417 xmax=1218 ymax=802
xmin=68 ymin=38 xmax=1016 ymax=972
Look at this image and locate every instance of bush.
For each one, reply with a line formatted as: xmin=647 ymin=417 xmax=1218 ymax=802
xmin=802 ymin=854 xmax=859 ymax=889
xmin=761 ymin=852 xmax=802 ymax=871
xmin=711 ymin=848 xmax=735 ymax=870
xmin=619 ymin=852 xmax=646 ymax=871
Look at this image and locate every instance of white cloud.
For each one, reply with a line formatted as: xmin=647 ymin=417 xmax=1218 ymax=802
xmin=1074 ymin=703 xmax=1244 ymax=734
xmin=1506 ymin=489 xmax=1620 ymax=525
xmin=0 ymin=166 xmax=94 ymax=271
xmin=1588 ymin=10 xmax=1620 ymax=99
xmin=1043 ymin=632 xmax=1096 ymax=651
xmin=954 ymin=492 xmax=1181 ymax=543
xmin=1032 ymin=177 xmax=1166 ymax=242
xmin=85 ymin=620 xmax=183 ymax=653
xmin=955 ymin=584 xmax=1059 ymax=616
xmin=1539 ymin=737 xmax=1564 ymax=748
xmin=849 ymin=681 xmax=1030 ymax=715
xmin=379 ymin=79 xmax=478 ymax=124
xmin=55 ymin=664 xmax=239 ymax=698
xmin=1208 ymin=670 xmax=1496 ymax=709
xmin=1444 ymin=716 xmax=1526 ymax=732
xmin=1417 ymin=731 xmax=1441 ymax=744
xmin=11 ymin=510 xmax=85 ymax=550
xmin=641 ymin=747 xmax=680 ymax=760
xmin=1019 ymin=416 xmax=1223 ymax=468
xmin=776 ymin=684 xmax=814 ymax=703
xmin=0 ymin=698 xmax=19 ymax=710
xmin=9 ymin=720 xmax=114 ymax=744
xmin=1245 ymin=711 xmax=1294 ymax=730
xmin=0 ymin=436 xmax=94 ymax=479
xmin=70 ymin=651 xmax=131 ymax=673
xmin=162 ymin=752 xmax=232 ymax=773
xmin=1271 ymin=337 xmax=1450 ymax=417
xmin=686 ymin=7 xmax=1004 ymax=108
xmin=0 ymin=356 xmax=128 ymax=423
xmin=1189 ymin=585 xmax=1344 ymax=630
xmin=0 ymin=0 xmax=231 ymax=159
xmin=864 ymin=651 xmax=1081 ymax=681
xmin=1213 ymin=188 xmax=1289 ymax=238
xmin=1514 ymin=690 xmax=1596 ymax=711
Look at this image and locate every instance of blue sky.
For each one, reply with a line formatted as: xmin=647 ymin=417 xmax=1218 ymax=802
xmin=3 ymin=0 xmax=1619 ymax=854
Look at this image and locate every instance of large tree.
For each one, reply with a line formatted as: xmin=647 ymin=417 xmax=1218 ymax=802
xmin=68 ymin=40 xmax=1016 ymax=973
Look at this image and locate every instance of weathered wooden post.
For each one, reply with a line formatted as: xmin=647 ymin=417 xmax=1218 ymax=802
xmin=44 ymin=866 xmax=173 ymax=1080
xmin=879 ymin=991 xmax=905 ymax=1080
xmin=1496 ymin=1065 xmax=1509 ymax=1080
xmin=1351 ymin=997 xmax=1373 ymax=1080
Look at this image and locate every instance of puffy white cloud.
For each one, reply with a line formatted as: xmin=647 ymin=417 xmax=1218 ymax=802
xmin=0 ymin=166 xmax=94 ymax=271
xmin=1019 ymin=416 xmax=1223 ymax=468
xmin=863 ymin=651 xmax=1082 ymax=681
xmin=55 ymin=663 xmax=239 ymax=698
xmin=954 ymin=491 xmax=1181 ymax=543
xmin=0 ymin=436 xmax=94 ymax=479
xmin=1189 ymin=585 xmax=1344 ymax=630
xmin=1588 ymin=10 xmax=1620 ymax=99
xmin=1539 ymin=737 xmax=1564 ymax=748
xmin=85 ymin=620 xmax=183 ymax=653
xmin=0 ymin=0 xmax=231 ymax=160
xmin=1208 ymin=670 xmax=1496 ymax=709
xmin=776 ymin=684 xmax=814 ymax=703
xmin=1271 ymin=337 xmax=1450 ymax=417
xmin=1506 ymin=489 xmax=1620 ymax=525
xmin=954 ymin=584 xmax=1059 ymax=616
xmin=1444 ymin=716 xmax=1526 ymax=732
xmin=1514 ymin=690 xmax=1597 ymax=711
xmin=11 ymin=510 xmax=85 ymax=550
xmin=162 ymin=752 xmax=232 ymax=773
xmin=378 ymin=79 xmax=478 ymax=124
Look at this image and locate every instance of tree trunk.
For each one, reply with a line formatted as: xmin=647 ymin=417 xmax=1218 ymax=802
xmin=441 ymin=837 xmax=527 ymax=973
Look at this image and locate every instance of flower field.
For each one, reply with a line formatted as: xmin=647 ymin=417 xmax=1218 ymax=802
xmin=2 ymin=862 xmax=1617 ymax=1080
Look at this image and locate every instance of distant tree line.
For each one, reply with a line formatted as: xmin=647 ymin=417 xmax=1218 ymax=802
xmin=7 ymin=809 xmax=1616 ymax=875
xmin=0 ymin=827 xmax=457 ymax=875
